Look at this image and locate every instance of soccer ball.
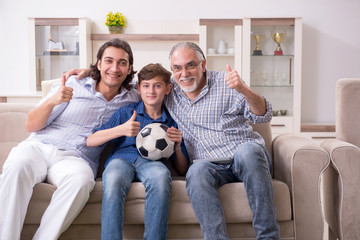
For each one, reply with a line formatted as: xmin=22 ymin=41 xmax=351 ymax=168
xmin=136 ymin=123 xmax=175 ymax=161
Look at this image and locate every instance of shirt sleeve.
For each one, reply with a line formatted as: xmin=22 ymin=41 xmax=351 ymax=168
xmin=179 ymin=140 xmax=190 ymax=161
xmin=243 ymin=96 xmax=273 ymax=124
xmin=36 ymin=80 xmax=69 ymax=128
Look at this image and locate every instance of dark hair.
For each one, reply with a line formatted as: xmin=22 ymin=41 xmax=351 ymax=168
xmin=89 ymin=38 xmax=136 ymax=91
xmin=137 ymin=63 xmax=171 ymax=85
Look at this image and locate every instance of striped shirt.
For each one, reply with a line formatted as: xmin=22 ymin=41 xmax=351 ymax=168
xmin=164 ymin=69 xmax=272 ymax=161
xmin=27 ymin=76 xmax=140 ymax=175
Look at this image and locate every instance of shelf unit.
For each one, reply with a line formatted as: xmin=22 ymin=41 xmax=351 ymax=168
xmin=28 ymin=18 xmax=92 ymax=92
xmin=242 ymin=17 xmax=302 ymax=136
xmin=199 ymin=19 xmax=243 ymax=72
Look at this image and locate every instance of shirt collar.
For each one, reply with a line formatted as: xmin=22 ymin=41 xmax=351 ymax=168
xmin=137 ymin=101 xmax=169 ymax=122
xmin=85 ymin=77 xmax=132 ymax=98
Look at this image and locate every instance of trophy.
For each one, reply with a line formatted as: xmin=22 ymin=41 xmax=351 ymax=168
xmin=252 ymin=34 xmax=264 ymax=55
xmin=272 ymin=32 xmax=285 ymax=55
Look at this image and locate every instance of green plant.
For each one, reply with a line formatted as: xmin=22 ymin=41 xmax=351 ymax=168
xmin=105 ymin=11 xmax=126 ymax=27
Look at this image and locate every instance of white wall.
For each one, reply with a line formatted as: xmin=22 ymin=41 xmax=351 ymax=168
xmin=0 ymin=0 xmax=359 ymax=124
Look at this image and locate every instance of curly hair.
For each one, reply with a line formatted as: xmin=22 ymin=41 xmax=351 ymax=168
xmin=89 ymin=38 xmax=136 ymax=91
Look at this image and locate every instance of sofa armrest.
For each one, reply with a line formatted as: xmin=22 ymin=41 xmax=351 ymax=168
xmin=272 ymin=134 xmax=329 ymax=240
xmin=321 ymin=139 xmax=360 ymax=240
xmin=0 ymin=103 xmax=34 ymax=173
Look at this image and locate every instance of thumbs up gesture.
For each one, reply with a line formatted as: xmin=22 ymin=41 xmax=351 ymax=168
xmin=121 ymin=111 xmax=141 ymax=137
xmin=225 ymin=64 xmax=245 ymax=92
xmin=49 ymin=74 xmax=74 ymax=106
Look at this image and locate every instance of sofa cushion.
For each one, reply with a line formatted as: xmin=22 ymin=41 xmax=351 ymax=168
xmin=23 ymin=179 xmax=292 ymax=226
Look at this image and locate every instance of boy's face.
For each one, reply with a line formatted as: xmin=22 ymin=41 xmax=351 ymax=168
xmin=97 ymin=46 xmax=132 ymax=89
xmin=137 ymin=76 xmax=171 ymax=108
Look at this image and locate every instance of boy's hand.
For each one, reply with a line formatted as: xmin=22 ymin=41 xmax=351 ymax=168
xmin=167 ymin=127 xmax=182 ymax=144
xmin=49 ymin=74 xmax=73 ymax=106
xmin=120 ymin=111 xmax=140 ymax=137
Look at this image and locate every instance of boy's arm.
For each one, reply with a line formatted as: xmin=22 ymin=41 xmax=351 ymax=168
xmin=167 ymin=127 xmax=189 ymax=175
xmin=87 ymin=111 xmax=140 ymax=147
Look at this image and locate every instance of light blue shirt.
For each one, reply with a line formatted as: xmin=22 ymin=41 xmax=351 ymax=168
xmin=164 ymin=69 xmax=272 ymax=161
xmin=27 ymin=76 xmax=140 ymax=176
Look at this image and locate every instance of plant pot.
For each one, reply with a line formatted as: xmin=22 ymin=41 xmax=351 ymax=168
xmin=108 ymin=26 xmax=123 ymax=34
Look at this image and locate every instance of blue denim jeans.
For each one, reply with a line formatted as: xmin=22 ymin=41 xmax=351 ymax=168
xmin=186 ymin=142 xmax=280 ymax=240
xmin=101 ymin=157 xmax=171 ymax=240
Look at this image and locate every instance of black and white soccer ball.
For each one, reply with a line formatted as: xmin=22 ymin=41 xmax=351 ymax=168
xmin=136 ymin=123 xmax=175 ymax=161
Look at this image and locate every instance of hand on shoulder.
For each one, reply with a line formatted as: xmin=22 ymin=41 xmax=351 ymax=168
xmin=64 ymin=68 xmax=91 ymax=80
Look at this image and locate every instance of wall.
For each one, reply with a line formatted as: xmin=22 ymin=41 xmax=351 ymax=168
xmin=0 ymin=0 xmax=359 ymax=124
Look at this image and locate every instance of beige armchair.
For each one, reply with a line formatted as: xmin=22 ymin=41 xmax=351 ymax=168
xmin=321 ymin=78 xmax=360 ymax=240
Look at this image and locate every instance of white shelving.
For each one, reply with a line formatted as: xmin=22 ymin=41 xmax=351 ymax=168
xmin=243 ymin=18 xmax=303 ymax=135
xmin=199 ymin=19 xmax=242 ymax=73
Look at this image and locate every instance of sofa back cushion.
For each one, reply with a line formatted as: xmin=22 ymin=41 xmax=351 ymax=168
xmin=336 ymin=78 xmax=360 ymax=148
xmin=0 ymin=103 xmax=34 ymax=172
xmin=251 ymin=122 xmax=272 ymax=156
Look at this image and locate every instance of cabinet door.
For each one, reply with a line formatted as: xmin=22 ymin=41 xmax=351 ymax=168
xmin=243 ymin=18 xmax=302 ymax=134
xmin=29 ymin=18 xmax=91 ymax=92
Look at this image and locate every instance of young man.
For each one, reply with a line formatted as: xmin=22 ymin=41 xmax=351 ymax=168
xmin=0 ymin=38 xmax=140 ymax=240
xmin=87 ymin=63 xmax=189 ymax=240
xmin=164 ymin=42 xmax=280 ymax=240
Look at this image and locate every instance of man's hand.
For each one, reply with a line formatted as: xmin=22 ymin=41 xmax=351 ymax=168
xmin=49 ymin=75 xmax=73 ymax=106
xmin=225 ymin=64 xmax=246 ymax=93
xmin=25 ymin=74 xmax=73 ymax=132
xmin=64 ymin=68 xmax=91 ymax=80
xmin=119 ymin=111 xmax=140 ymax=137
xmin=225 ymin=64 xmax=267 ymax=115
xmin=167 ymin=127 xmax=182 ymax=144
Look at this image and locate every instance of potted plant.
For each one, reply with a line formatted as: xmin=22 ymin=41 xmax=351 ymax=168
xmin=105 ymin=11 xmax=126 ymax=34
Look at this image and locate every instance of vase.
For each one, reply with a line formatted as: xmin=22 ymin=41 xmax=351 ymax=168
xmin=217 ymin=40 xmax=227 ymax=54
xmin=108 ymin=26 xmax=123 ymax=34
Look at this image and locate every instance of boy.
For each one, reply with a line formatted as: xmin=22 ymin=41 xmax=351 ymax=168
xmin=87 ymin=63 xmax=189 ymax=240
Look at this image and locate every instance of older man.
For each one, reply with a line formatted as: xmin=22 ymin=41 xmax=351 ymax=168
xmin=164 ymin=42 xmax=279 ymax=240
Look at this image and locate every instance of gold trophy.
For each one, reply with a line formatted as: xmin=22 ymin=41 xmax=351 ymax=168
xmin=252 ymin=34 xmax=264 ymax=55
xmin=272 ymin=32 xmax=285 ymax=55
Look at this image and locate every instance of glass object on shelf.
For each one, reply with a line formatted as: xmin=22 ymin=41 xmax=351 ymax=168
xmin=217 ymin=40 xmax=227 ymax=54
xmin=250 ymin=55 xmax=293 ymax=87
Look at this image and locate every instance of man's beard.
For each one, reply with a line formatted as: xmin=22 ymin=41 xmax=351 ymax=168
xmin=179 ymin=76 xmax=198 ymax=93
